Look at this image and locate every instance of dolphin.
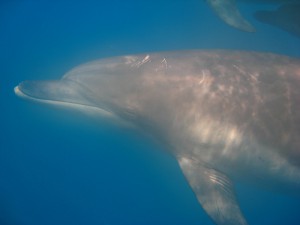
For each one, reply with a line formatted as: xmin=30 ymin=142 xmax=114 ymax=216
xmin=15 ymin=50 xmax=300 ymax=225
xmin=254 ymin=3 xmax=300 ymax=38
xmin=206 ymin=0 xmax=300 ymax=32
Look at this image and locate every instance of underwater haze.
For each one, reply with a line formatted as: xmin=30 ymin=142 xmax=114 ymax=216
xmin=1 ymin=0 xmax=300 ymax=225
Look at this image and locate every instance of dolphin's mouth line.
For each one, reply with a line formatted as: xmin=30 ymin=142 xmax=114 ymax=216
xmin=14 ymin=85 xmax=87 ymax=106
xmin=14 ymin=85 xmax=44 ymax=101
xmin=14 ymin=85 xmax=115 ymax=117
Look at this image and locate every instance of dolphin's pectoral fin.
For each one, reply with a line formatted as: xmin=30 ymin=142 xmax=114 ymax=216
xmin=178 ymin=157 xmax=248 ymax=225
xmin=206 ymin=0 xmax=255 ymax=32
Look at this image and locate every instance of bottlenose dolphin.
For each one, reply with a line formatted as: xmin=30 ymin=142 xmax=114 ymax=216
xmin=206 ymin=0 xmax=300 ymax=32
xmin=254 ymin=3 xmax=300 ymax=38
xmin=15 ymin=50 xmax=300 ymax=225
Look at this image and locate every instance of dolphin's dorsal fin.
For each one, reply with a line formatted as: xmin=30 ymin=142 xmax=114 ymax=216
xmin=178 ymin=156 xmax=248 ymax=225
xmin=206 ymin=0 xmax=255 ymax=32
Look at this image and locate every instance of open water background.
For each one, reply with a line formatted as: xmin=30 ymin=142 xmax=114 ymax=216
xmin=0 ymin=0 xmax=300 ymax=224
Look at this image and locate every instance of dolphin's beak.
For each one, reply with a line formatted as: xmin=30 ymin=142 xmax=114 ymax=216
xmin=14 ymin=80 xmax=92 ymax=106
xmin=15 ymin=80 xmax=57 ymax=101
xmin=14 ymin=79 xmax=118 ymax=119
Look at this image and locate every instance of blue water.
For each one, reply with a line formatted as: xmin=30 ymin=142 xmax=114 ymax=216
xmin=1 ymin=0 xmax=300 ymax=224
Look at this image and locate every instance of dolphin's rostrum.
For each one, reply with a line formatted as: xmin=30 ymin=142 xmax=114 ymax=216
xmin=15 ymin=50 xmax=300 ymax=225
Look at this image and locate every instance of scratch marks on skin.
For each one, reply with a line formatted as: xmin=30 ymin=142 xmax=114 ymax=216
xmin=233 ymin=64 xmax=272 ymax=144
xmin=233 ymin=64 xmax=259 ymax=83
xmin=283 ymin=76 xmax=292 ymax=120
xmin=124 ymin=55 xmax=170 ymax=72
xmin=155 ymin=58 xmax=169 ymax=72
xmin=279 ymin=71 xmax=294 ymax=145
xmin=199 ymin=70 xmax=210 ymax=85
xmin=233 ymin=64 xmax=262 ymax=117
xmin=124 ymin=55 xmax=151 ymax=68
xmin=136 ymin=55 xmax=151 ymax=67
xmin=199 ymin=71 xmax=205 ymax=84
xmin=233 ymin=64 xmax=243 ymax=74
xmin=124 ymin=56 xmax=139 ymax=65
xmin=161 ymin=58 xmax=168 ymax=69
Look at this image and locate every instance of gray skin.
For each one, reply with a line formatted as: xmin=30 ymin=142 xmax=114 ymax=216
xmin=15 ymin=50 xmax=300 ymax=225
xmin=206 ymin=0 xmax=300 ymax=32
xmin=254 ymin=3 xmax=300 ymax=38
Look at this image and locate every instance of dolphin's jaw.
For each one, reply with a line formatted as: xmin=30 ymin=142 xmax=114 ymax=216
xmin=14 ymin=85 xmax=116 ymax=119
